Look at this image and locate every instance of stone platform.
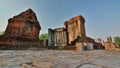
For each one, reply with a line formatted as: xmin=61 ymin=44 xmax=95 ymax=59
xmin=0 ymin=50 xmax=120 ymax=68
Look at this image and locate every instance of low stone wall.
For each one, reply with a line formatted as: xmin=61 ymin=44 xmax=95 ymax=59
xmin=64 ymin=46 xmax=76 ymax=50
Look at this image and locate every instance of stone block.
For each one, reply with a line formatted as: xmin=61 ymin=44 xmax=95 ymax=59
xmin=75 ymin=43 xmax=83 ymax=51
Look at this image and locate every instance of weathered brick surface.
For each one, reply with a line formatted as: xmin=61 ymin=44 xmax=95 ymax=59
xmin=5 ymin=9 xmax=41 ymax=39
xmin=0 ymin=9 xmax=41 ymax=49
xmin=104 ymin=42 xmax=116 ymax=50
xmin=48 ymin=15 xmax=103 ymax=50
xmin=64 ymin=15 xmax=86 ymax=44
xmin=104 ymin=37 xmax=116 ymax=50
xmin=75 ymin=43 xmax=83 ymax=51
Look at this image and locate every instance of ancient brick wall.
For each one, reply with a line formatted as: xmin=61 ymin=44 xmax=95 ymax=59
xmin=104 ymin=42 xmax=116 ymax=50
xmin=0 ymin=9 xmax=41 ymax=49
xmin=64 ymin=15 xmax=86 ymax=44
xmin=75 ymin=43 xmax=83 ymax=51
xmin=48 ymin=15 xmax=96 ymax=50
xmin=5 ymin=9 xmax=41 ymax=39
xmin=104 ymin=37 xmax=116 ymax=50
xmin=75 ymin=42 xmax=94 ymax=51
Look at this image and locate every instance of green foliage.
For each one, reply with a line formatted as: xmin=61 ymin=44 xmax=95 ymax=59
xmin=114 ymin=36 xmax=120 ymax=47
xmin=0 ymin=31 xmax=4 ymax=35
xmin=39 ymin=33 xmax=48 ymax=40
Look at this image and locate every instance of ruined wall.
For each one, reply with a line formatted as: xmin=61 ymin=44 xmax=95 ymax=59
xmin=104 ymin=37 xmax=116 ymax=50
xmin=97 ymin=38 xmax=103 ymax=44
xmin=5 ymin=9 xmax=41 ymax=39
xmin=48 ymin=29 xmax=54 ymax=46
xmin=48 ymin=15 xmax=98 ymax=50
xmin=0 ymin=36 xmax=41 ymax=49
xmin=64 ymin=15 xmax=86 ymax=44
xmin=75 ymin=42 xmax=94 ymax=51
xmin=0 ymin=9 xmax=41 ymax=49
xmin=104 ymin=42 xmax=116 ymax=50
xmin=75 ymin=43 xmax=83 ymax=51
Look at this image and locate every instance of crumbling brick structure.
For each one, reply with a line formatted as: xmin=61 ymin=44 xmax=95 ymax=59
xmin=0 ymin=9 xmax=41 ymax=49
xmin=48 ymin=15 xmax=100 ymax=51
xmin=64 ymin=15 xmax=86 ymax=44
xmin=5 ymin=9 xmax=40 ymax=39
xmin=104 ymin=37 xmax=116 ymax=50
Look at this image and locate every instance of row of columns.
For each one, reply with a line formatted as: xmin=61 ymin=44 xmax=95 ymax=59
xmin=48 ymin=28 xmax=67 ymax=46
xmin=54 ymin=31 xmax=67 ymax=46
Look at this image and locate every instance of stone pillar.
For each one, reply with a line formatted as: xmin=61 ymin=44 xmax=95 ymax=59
xmin=56 ymin=31 xmax=58 ymax=46
xmin=55 ymin=32 xmax=57 ymax=46
xmin=78 ymin=21 xmax=82 ymax=37
xmin=82 ymin=22 xmax=86 ymax=37
xmin=54 ymin=32 xmax=56 ymax=46
xmin=48 ymin=28 xmax=54 ymax=46
xmin=60 ymin=32 xmax=62 ymax=44
xmin=61 ymin=32 xmax=63 ymax=44
xmin=63 ymin=32 xmax=65 ymax=44
xmin=59 ymin=31 xmax=61 ymax=44
xmin=63 ymin=31 xmax=66 ymax=44
xmin=88 ymin=43 xmax=94 ymax=50
xmin=90 ymin=43 xmax=94 ymax=50
xmin=58 ymin=31 xmax=61 ymax=44
xmin=59 ymin=31 xmax=61 ymax=46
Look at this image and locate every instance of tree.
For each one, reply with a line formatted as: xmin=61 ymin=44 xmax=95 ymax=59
xmin=114 ymin=36 xmax=120 ymax=47
xmin=39 ymin=33 xmax=48 ymax=46
xmin=0 ymin=31 xmax=4 ymax=35
xmin=39 ymin=33 xmax=48 ymax=40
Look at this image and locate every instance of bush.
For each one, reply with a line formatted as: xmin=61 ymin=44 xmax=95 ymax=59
xmin=114 ymin=36 xmax=120 ymax=47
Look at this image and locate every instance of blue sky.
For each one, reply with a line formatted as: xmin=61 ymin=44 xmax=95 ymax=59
xmin=0 ymin=0 xmax=120 ymax=41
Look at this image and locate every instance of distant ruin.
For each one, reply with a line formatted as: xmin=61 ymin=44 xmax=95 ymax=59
xmin=48 ymin=15 xmax=103 ymax=51
xmin=95 ymin=37 xmax=119 ymax=50
xmin=0 ymin=9 xmax=41 ymax=49
xmin=103 ymin=37 xmax=117 ymax=50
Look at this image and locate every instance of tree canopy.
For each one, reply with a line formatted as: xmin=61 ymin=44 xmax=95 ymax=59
xmin=39 ymin=33 xmax=48 ymax=40
xmin=114 ymin=36 xmax=120 ymax=47
xmin=0 ymin=31 xmax=4 ymax=35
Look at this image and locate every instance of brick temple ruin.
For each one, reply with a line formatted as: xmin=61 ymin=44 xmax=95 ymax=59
xmin=99 ymin=36 xmax=118 ymax=50
xmin=48 ymin=15 xmax=104 ymax=51
xmin=104 ymin=37 xmax=116 ymax=50
xmin=1 ymin=8 xmax=115 ymax=50
xmin=0 ymin=9 xmax=41 ymax=49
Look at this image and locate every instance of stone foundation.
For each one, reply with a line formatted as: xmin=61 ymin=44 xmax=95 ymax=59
xmin=0 ymin=35 xmax=42 ymax=49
